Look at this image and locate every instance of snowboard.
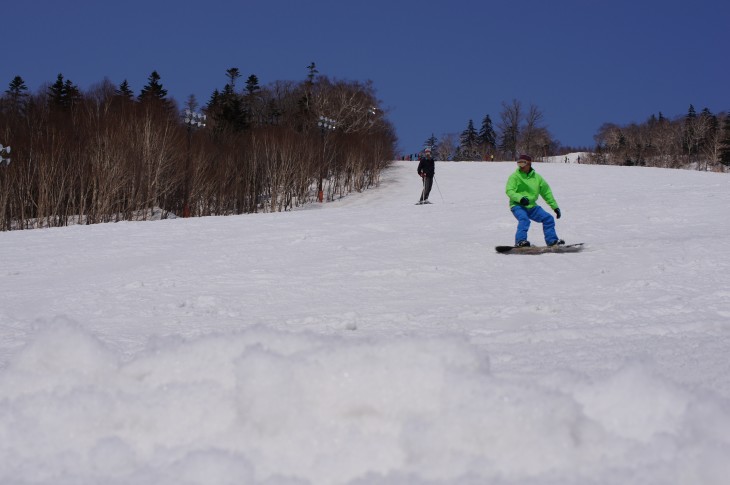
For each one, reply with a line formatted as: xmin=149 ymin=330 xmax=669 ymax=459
xmin=495 ymin=243 xmax=584 ymax=254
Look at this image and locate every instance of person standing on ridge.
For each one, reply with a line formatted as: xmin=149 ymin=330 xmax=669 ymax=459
xmin=417 ymin=147 xmax=435 ymax=204
xmin=505 ymin=154 xmax=564 ymax=247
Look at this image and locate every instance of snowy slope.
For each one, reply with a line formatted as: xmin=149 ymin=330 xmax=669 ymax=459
xmin=1 ymin=161 xmax=730 ymax=484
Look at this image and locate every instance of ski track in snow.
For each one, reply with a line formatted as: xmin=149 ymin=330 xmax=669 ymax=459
xmin=1 ymin=160 xmax=730 ymax=484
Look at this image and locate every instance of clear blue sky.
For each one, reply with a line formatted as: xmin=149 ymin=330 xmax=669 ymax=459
xmin=4 ymin=0 xmax=728 ymax=155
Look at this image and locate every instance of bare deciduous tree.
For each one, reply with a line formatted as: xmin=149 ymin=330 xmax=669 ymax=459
xmin=498 ymin=99 xmax=522 ymax=160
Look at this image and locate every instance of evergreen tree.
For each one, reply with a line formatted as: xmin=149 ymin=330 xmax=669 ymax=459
xmin=207 ymin=69 xmax=246 ymax=133
xmin=461 ymin=119 xmax=479 ymax=144
xmin=226 ymin=68 xmax=241 ymax=90
xmin=424 ymin=134 xmax=438 ymax=151
xmin=5 ymin=76 xmax=29 ymax=111
xmin=306 ymin=62 xmax=318 ymax=85
xmin=115 ymin=79 xmax=134 ymax=100
xmin=207 ymin=89 xmax=221 ymax=109
xmin=64 ymin=79 xmax=81 ymax=106
xmin=138 ymin=71 xmax=168 ymax=103
xmin=48 ymin=73 xmax=66 ymax=107
xmin=5 ymin=75 xmax=28 ymax=99
xmin=245 ymin=74 xmax=260 ymax=97
xmin=479 ymin=114 xmax=496 ymax=154
xmin=47 ymin=73 xmax=80 ymax=109
xmin=301 ymin=62 xmax=318 ymax=114
xmin=457 ymin=120 xmax=480 ymax=160
xmin=206 ymin=89 xmax=221 ymax=127
xmin=244 ymin=74 xmax=261 ymax=127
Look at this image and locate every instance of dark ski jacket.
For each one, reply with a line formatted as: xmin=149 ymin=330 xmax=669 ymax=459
xmin=417 ymin=156 xmax=435 ymax=177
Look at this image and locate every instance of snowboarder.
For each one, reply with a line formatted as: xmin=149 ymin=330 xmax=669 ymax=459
xmin=417 ymin=147 xmax=435 ymax=204
xmin=505 ymin=154 xmax=564 ymax=247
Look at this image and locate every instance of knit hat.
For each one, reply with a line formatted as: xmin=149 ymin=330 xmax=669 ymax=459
xmin=518 ymin=154 xmax=532 ymax=163
xmin=424 ymin=147 xmax=432 ymax=154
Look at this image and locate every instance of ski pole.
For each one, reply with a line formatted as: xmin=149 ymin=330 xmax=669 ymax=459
xmin=433 ymin=176 xmax=444 ymax=202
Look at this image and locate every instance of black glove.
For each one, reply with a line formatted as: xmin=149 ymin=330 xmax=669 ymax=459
xmin=554 ymin=208 xmax=561 ymax=219
xmin=519 ymin=197 xmax=529 ymax=206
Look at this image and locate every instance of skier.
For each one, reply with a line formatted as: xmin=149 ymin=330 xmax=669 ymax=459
xmin=505 ymin=154 xmax=564 ymax=247
xmin=417 ymin=147 xmax=435 ymax=204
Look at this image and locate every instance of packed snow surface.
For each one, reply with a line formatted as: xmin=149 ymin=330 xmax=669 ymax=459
xmin=1 ymin=160 xmax=730 ymax=484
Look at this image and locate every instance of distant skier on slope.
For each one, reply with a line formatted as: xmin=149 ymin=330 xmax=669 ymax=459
xmin=416 ymin=147 xmax=435 ymax=204
xmin=505 ymin=154 xmax=564 ymax=247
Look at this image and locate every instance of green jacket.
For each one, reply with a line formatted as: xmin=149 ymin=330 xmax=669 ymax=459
xmin=505 ymin=168 xmax=558 ymax=209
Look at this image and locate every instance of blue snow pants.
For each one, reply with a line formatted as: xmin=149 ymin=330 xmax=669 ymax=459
xmin=510 ymin=205 xmax=559 ymax=245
